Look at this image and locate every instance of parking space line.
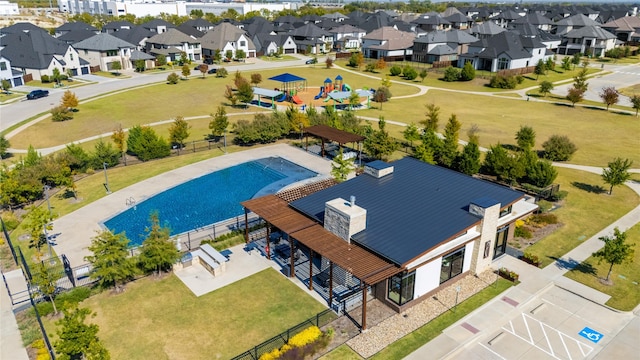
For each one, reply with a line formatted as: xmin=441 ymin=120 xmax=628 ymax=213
xmin=502 ymin=313 xmax=594 ymax=360
xmin=479 ymin=343 xmax=507 ymax=360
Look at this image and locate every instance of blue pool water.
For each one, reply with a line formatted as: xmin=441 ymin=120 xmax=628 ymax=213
xmin=103 ymin=157 xmax=316 ymax=246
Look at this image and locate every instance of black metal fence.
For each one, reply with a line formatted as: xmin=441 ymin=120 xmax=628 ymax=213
xmin=1 ymin=218 xmax=18 ymax=266
xmin=231 ymin=309 xmax=336 ymax=360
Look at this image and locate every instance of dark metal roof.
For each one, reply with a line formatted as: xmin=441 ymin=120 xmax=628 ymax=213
xmin=304 ymin=125 xmax=365 ymax=144
xmin=290 ymin=157 xmax=524 ymax=266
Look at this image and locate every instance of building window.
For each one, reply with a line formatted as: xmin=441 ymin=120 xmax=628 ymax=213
xmin=440 ymin=247 xmax=465 ymax=284
xmin=106 ymin=50 xmax=117 ymax=56
xmin=0 ymin=61 xmax=6 ymax=71
xmin=499 ymin=205 xmax=512 ymax=218
xmin=70 ymin=54 xmax=74 ymax=61
xmin=240 ymin=41 xmax=246 ymax=47
xmin=387 ymin=271 xmax=415 ymax=306
xmin=497 ymin=57 xmax=509 ymax=70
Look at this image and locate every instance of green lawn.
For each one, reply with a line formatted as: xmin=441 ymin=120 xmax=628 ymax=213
xmin=44 ymin=269 xmax=328 ymax=360
xmin=565 ymin=223 xmax=640 ymax=311
xmin=359 ymin=89 xmax=639 ymax=167
xmin=526 ymin=168 xmax=639 ymax=268
xmin=618 ymin=83 xmax=640 ymax=97
xmin=320 ymin=279 xmax=513 ymax=360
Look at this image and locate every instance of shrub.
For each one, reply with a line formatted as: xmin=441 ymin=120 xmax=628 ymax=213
xmin=389 ymin=65 xmax=402 ymax=76
xmin=51 ymin=105 xmax=73 ymax=122
xmin=550 ymin=190 xmax=568 ymax=201
xmin=537 ymin=199 xmax=553 ymax=213
xmin=373 ymin=86 xmax=392 ymax=103
xmin=443 ymin=66 xmax=460 ymax=82
xmin=216 ymin=68 xmax=228 ymax=78
xmin=166 ymin=72 xmax=179 ymax=84
xmin=522 ymin=252 xmax=540 ymax=265
xmin=460 ymin=61 xmax=475 ymax=81
xmin=530 ymin=213 xmax=558 ymax=225
xmin=365 ymin=63 xmax=376 ymax=72
xmin=515 ymin=224 xmax=532 ymax=239
xmin=542 ymin=134 xmax=577 ymax=161
xmin=498 ymin=267 xmax=519 ymax=281
xmin=126 ymin=125 xmax=171 ymax=161
xmin=41 ymin=75 xmax=50 ymax=83
xmin=516 ymin=75 xmax=524 ymax=84
xmin=403 ymin=66 xmax=418 ymax=80
xmin=259 ymin=326 xmax=323 ymax=360
xmin=489 ymin=74 xmax=517 ymax=89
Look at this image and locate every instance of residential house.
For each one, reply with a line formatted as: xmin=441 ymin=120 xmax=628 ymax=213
xmin=145 ymin=28 xmax=202 ymax=63
xmin=102 ymin=21 xmax=135 ymax=34
xmin=411 ymin=13 xmax=451 ymax=32
xmin=468 ymin=21 xmax=506 ymax=40
xmin=559 ymin=26 xmax=617 ymax=57
xmin=601 ymin=16 xmax=640 ymax=42
xmin=412 ymin=30 xmax=478 ymax=64
xmin=553 ymin=14 xmax=599 ymax=35
xmin=176 ymin=23 xmax=204 ymax=40
xmin=0 ymin=25 xmax=89 ymax=80
xmin=322 ymin=12 xmax=348 ymax=23
xmin=459 ymin=31 xmax=551 ymax=72
xmin=491 ymin=9 xmax=522 ymax=28
xmin=328 ymin=24 xmax=366 ymax=51
xmin=130 ymin=50 xmax=156 ymax=71
xmin=243 ymin=157 xmax=536 ymax=327
xmin=510 ymin=13 xmax=553 ymax=32
xmin=110 ymin=26 xmax=154 ymax=52
xmin=200 ymin=22 xmax=256 ymax=61
xmin=288 ymin=23 xmax=332 ymax=54
xmin=362 ymin=26 xmax=415 ymax=60
xmin=253 ymin=33 xmax=296 ymax=56
xmin=141 ymin=19 xmax=175 ymax=34
xmin=72 ymin=33 xmax=136 ymax=71
xmin=0 ymin=55 xmax=24 ymax=87
xmin=182 ymin=18 xmax=215 ymax=33
xmin=57 ymin=29 xmax=98 ymax=44
xmin=512 ymin=24 xmax=561 ymax=51
xmin=443 ymin=12 xmax=472 ymax=30
xmin=54 ymin=22 xmax=98 ymax=38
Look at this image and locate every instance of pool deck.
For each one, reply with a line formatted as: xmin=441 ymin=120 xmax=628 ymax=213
xmin=52 ymin=144 xmax=333 ymax=267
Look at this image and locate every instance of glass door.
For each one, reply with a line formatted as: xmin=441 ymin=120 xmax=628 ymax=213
xmin=494 ymin=226 xmax=508 ymax=259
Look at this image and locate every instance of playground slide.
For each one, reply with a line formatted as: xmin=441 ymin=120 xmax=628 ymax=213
xmin=291 ymin=95 xmax=304 ymax=104
xmin=314 ymin=86 xmax=324 ymax=100
xmin=343 ymin=83 xmax=351 ymax=92
xmin=276 ymin=92 xmax=287 ymax=102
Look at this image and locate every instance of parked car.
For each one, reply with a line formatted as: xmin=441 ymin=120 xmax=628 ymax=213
xmin=207 ymin=68 xmax=217 ymax=74
xmin=305 ymin=58 xmax=317 ymax=65
xmin=26 ymin=89 xmax=49 ymax=100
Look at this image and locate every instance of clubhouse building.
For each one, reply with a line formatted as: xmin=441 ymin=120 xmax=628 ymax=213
xmin=242 ymin=157 xmax=537 ymax=329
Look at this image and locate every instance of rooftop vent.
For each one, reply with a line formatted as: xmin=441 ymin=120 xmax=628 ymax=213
xmin=364 ymin=160 xmax=394 ymax=179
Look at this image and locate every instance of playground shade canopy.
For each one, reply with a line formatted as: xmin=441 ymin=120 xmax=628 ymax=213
xmin=268 ymin=73 xmax=306 ymax=83
xmin=252 ymin=87 xmax=283 ymax=98
xmin=326 ymin=90 xmax=372 ymax=102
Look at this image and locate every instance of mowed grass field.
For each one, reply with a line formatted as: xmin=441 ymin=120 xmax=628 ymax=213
xmin=526 ymin=168 xmax=639 ymax=268
xmin=44 ymin=269 xmax=328 ymax=360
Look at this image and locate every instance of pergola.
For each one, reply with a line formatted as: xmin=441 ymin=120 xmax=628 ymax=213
xmin=241 ymin=194 xmax=402 ymax=330
xmin=252 ymin=87 xmax=283 ymax=109
xmin=303 ymin=125 xmax=365 ymax=158
xmin=268 ymin=72 xmax=307 ymax=95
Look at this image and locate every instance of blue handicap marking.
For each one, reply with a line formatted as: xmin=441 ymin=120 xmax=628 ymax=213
xmin=579 ymin=327 xmax=604 ymax=343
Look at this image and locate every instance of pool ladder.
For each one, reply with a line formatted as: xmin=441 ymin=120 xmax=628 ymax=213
xmin=126 ymin=197 xmax=136 ymax=210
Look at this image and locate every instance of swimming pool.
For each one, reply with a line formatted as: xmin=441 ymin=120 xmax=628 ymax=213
xmin=103 ymin=157 xmax=317 ymax=246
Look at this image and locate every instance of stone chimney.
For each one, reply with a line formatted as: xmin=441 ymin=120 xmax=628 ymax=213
xmin=323 ymin=197 xmax=367 ymax=243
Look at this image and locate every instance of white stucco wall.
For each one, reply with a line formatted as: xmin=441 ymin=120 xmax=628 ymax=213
xmin=414 ymin=259 xmax=441 ymax=298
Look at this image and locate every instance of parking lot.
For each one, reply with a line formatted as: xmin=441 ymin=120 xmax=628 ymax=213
xmin=451 ymin=286 xmax=635 ymax=360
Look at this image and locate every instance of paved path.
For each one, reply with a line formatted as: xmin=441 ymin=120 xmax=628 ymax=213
xmin=1 ymin=270 xmax=30 ymax=360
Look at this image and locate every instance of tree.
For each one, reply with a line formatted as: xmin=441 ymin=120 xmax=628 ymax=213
xmin=526 ymin=159 xmax=557 ymax=187
xmin=0 ymin=134 xmax=9 ymax=159
xmin=419 ymin=69 xmax=428 ymax=82
xmin=236 ymin=79 xmax=254 ymax=108
xmin=631 ymin=94 xmax=640 ymax=117
xmin=455 ymin=141 xmax=481 ymax=175
xmin=216 ymin=67 xmax=228 ymax=78
xmin=156 ymin=55 xmax=167 ymax=68
xmin=403 ymin=123 xmax=420 ymax=147
xmin=1 ymin=79 xmax=12 ymax=93
xmin=599 ymin=86 xmax=619 ymax=111
xmin=213 ymin=49 xmax=222 ymax=64
xmin=592 ymin=228 xmax=635 ymax=283
xmin=169 ymin=116 xmax=191 ymax=149
xmin=139 ymin=213 xmax=179 ymax=276
xmin=403 ymin=66 xmax=418 ymax=80
xmin=375 ymin=58 xmax=386 ymax=71
xmin=572 ymin=53 xmax=581 ymax=68
xmin=542 ymin=134 xmax=577 ymax=161
xmin=126 ymin=125 xmax=170 ymax=161
xmin=134 ymin=59 xmax=145 ymax=72
xmin=89 ymin=139 xmax=120 ymax=170
xmin=348 ymin=90 xmax=360 ymax=110
xmin=167 ymin=72 xmax=179 ymax=84
xmin=181 ymin=64 xmax=191 ymax=78
xmin=197 ymin=64 xmax=208 ymax=78
xmin=422 ymin=103 xmax=440 ymax=133
xmin=179 ymin=51 xmax=189 ymax=66
xmin=111 ymin=126 xmax=126 ymax=165
xmin=539 ymin=81 xmax=553 ymax=97
xmin=561 ymin=57 xmax=572 ymax=71
xmin=33 ymin=261 xmax=59 ymax=315
xmin=545 ymin=57 xmax=556 ymax=72
xmin=373 ymin=86 xmax=391 ymax=109
xmin=24 ymin=205 xmax=53 ymax=252
xmin=225 ymin=49 xmax=233 ymax=62
xmin=566 ymin=87 xmax=584 ymax=107
xmin=515 ymin=125 xmax=536 ymax=151
xmin=61 ymin=90 xmax=79 ymax=111
xmin=52 ymin=68 xmax=62 ymax=84
xmin=110 ymin=60 xmax=121 ymax=75
xmin=236 ymin=49 xmax=246 ymax=61
xmin=439 ymin=114 xmax=462 ymax=168
xmin=601 ymin=158 xmax=633 ymax=195
xmin=331 ymin=148 xmax=355 ymax=182
xmin=460 ymin=61 xmax=475 ymax=81
xmin=250 ymin=73 xmax=262 ymax=86
xmin=443 ymin=66 xmax=460 ymax=82
xmin=534 ymin=59 xmax=546 ymax=79
xmin=86 ymin=230 xmax=136 ymax=292
xmin=381 ymin=75 xmax=392 ymax=89
xmin=363 ymin=118 xmax=399 ymax=160
xmin=389 ymin=65 xmax=402 ymax=76
xmin=209 ymin=106 xmax=229 ymax=138
xmin=573 ymin=66 xmax=589 ymax=93
xmin=51 ymin=105 xmax=74 ymax=122
xmin=325 ymin=57 xmax=334 ymax=68
xmin=54 ymin=305 xmax=110 ymax=360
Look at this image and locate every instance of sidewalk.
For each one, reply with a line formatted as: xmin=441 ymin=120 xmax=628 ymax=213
xmin=406 ymin=194 xmax=640 ymax=359
xmin=1 ymin=270 xmax=30 ymax=360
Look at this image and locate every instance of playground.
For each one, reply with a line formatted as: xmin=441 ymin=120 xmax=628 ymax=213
xmin=251 ymin=72 xmax=373 ymax=110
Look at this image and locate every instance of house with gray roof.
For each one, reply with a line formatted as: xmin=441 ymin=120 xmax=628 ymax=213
xmin=554 ymin=14 xmax=600 ymax=36
xmin=559 ymin=26 xmax=617 ymax=57
xmin=362 ymin=26 xmax=415 ymax=60
xmin=182 ymin=18 xmax=215 ymax=33
xmin=468 ymin=21 xmax=506 ymax=40
xmin=244 ymin=158 xmax=536 ymax=321
xmin=252 ymin=33 xmax=296 ymax=56
xmin=200 ymin=22 xmax=255 ymax=61
xmin=511 ymin=12 xmax=553 ymax=32
xmin=491 ymin=9 xmax=522 ymax=29
xmin=57 ymin=29 xmax=98 ymax=44
xmin=146 ymin=28 xmax=202 ymax=63
xmin=110 ymin=26 xmax=154 ymax=51
xmin=72 ymin=33 xmax=137 ymax=71
xmin=0 ymin=54 xmax=24 ymax=87
xmin=322 ymin=12 xmax=348 ymax=23
xmin=459 ymin=31 xmax=551 ymax=72
xmin=54 ymin=22 xmax=98 ymax=38
xmin=102 ymin=21 xmax=135 ymax=34
xmin=328 ymin=24 xmax=366 ymax=51
xmin=0 ymin=25 xmax=89 ymax=81
xmin=141 ymin=19 xmax=175 ymax=34
xmin=411 ymin=13 xmax=451 ymax=32
xmin=412 ymin=29 xmax=478 ymax=64
xmin=443 ymin=12 xmax=472 ymax=30
xmin=288 ymin=23 xmax=332 ymax=54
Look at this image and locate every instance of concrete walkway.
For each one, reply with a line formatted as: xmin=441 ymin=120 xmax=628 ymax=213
xmin=406 ymin=179 xmax=640 ymax=359
xmin=1 ymin=270 xmax=30 ymax=360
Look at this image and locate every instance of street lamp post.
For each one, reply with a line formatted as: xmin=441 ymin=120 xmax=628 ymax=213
xmin=103 ymin=162 xmax=111 ymax=194
xmin=454 ymin=285 xmax=461 ymax=312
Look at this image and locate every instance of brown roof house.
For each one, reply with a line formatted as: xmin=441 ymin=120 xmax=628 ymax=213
xmin=362 ymin=26 xmax=415 ymax=60
xmin=601 ymin=16 xmax=640 ymax=42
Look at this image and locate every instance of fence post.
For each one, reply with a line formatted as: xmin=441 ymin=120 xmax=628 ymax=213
xmin=192 ymin=141 xmax=196 ymax=153
xmin=28 ymin=284 xmax=56 ymax=359
xmin=1 ymin=218 xmax=18 ymax=265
